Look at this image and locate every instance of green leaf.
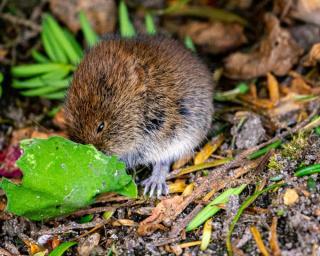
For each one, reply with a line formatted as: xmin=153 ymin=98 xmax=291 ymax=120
xmin=42 ymin=20 xmax=59 ymax=62
xmin=42 ymin=19 xmax=68 ymax=63
xmin=79 ymin=11 xmax=99 ymax=46
xmin=20 ymin=78 xmax=71 ymax=96
xmin=11 ymin=63 xmax=71 ymax=78
xmin=184 ymin=36 xmax=196 ymax=52
xmin=186 ymin=184 xmax=246 ymax=231
xmin=12 ymin=69 xmax=71 ymax=89
xmin=79 ymin=214 xmax=94 ymax=223
xmin=0 ymin=136 xmax=137 ymax=220
xmin=145 ymin=12 xmax=156 ymax=35
xmin=42 ymin=91 xmax=66 ymax=100
xmin=226 ymin=183 xmax=284 ymax=256
xmin=49 ymin=241 xmax=77 ymax=256
xmin=63 ymin=29 xmax=83 ymax=57
xmin=294 ymin=164 xmax=320 ymax=177
xmin=248 ymin=140 xmax=282 ymax=160
xmin=31 ymin=50 xmax=50 ymax=63
xmin=119 ymin=0 xmax=136 ymax=37
xmin=44 ymin=14 xmax=81 ymax=65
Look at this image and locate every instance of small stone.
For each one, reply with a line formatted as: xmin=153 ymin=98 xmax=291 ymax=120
xmin=283 ymin=188 xmax=299 ymax=205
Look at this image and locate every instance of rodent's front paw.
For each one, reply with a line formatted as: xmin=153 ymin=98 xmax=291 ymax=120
xmin=142 ymin=176 xmax=169 ymax=198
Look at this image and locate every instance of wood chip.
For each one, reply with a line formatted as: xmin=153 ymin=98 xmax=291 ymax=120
xmin=269 ymin=217 xmax=281 ymax=256
xmin=283 ymin=188 xmax=299 ymax=205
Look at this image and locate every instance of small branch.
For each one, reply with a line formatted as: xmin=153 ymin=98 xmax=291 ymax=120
xmin=0 ymin=13 xmax=41 ymax=32
xmin=38 ymin=219 xmax=108 ymax=236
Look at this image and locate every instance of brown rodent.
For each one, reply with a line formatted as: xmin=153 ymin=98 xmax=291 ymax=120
xmin=64 ymin=35 xmax=214 ymax=197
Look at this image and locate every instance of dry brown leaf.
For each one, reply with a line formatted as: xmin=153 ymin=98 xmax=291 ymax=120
xmin=267 ymin=93 xmax=303 ymax=127
xmin=180 ymin=21 xmax=247 ymax=54
xmin=10 ymin=127 xmax=66 ymax=145
xmin=51 ymin=236 xmax=60 ymax=249
xmin=172 ymin=154 xmax=193 ymax=169
xmin=138 ymin=196 xmax=184 ymax=236
xmin=283 ymin=188 xmax=299 ymax=205
xmin=224 ymin=13 xmax=302 ymax=79
xmin=303 ymin=43 xmax=320 ymax=66
xmin=291 ymin=0 xmax=320 ymax=25
xmin=50 ymin=0 xmax=116 ymax=34
xmin=267 ymin=73 xmax=280 ymax=105
xmin=194 ymin=134 xmax=224 ymax=165
xmin=169 ymin=179 xmax=187 ymax=193
xmin=290 ymin=76 xmax=312 ymax=94
xmin=112 ymin=219 xmax=136 ymax=227
xmin=250 ymin=226 xmax=270 ymax=256
xmin=52 ymin=107 xmax=66 ymax=130
xmin=137 ymin=223 xmax=168 ymax=236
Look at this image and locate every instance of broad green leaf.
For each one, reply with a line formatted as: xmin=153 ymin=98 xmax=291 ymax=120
xmin=119 ymin=0 xmax=136 ymax=37
xmin=0 ymin=136 xmax=137 ymax=220
xmin=49 ymin=241 xmax=77 ymax=256
xmin=79 ymin=11 xmax=99 ymax=46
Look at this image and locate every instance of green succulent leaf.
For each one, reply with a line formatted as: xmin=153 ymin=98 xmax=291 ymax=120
xmin=119 ymin=0 xmax=136 ymax=37
xmin=44 ymin=14 xmax=81 ymax=64
xmin=11 ymin=63 xmax=72 ymax=78
xmin=0 ymin=136 xmax=137 ymax=221
xmin=145 ymin=12 xmax=156 ymax=35
xmin=79 ymin=11 xmax=99 ymax=46
xmin=31 ymin=50 xmax=50 ymax=63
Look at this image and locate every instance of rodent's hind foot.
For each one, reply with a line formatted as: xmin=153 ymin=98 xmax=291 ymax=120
xmin=142 ymin=161 xmax=170 ymax=198
xmin=142 ymin=177 xmax=169 ymax=198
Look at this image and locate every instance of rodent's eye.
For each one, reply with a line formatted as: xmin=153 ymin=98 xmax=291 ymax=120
xmin=96 ymin=122 xmax=105 ymax=133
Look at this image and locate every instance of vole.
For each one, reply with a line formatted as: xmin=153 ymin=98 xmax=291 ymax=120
xmin=64 ymin=35 xmax=213 ymax=197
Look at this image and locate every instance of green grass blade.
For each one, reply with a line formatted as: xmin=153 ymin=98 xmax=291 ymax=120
xmin=184 ymin=36 xmax=196 ymax=52
xmin=11 ymin=63 xmax=70 ymax=78
xmin=45 ymin=14 xmax=81 ymax=65
xmin=63 ymin=29 xmax=83 ymax=57
xmin=186 ymin=184 xmax=247 ymax=231
xmin=79 ymin=11 xmax=99 ymax=46
xmin=12 ymin=69 xmax=71 ymax=89
xmin=31 ymin=50 xmax=50 ymax=63
xmin=145 ymin=12 xmax=156 ymax=35
xmin=119 ymin=0 xmax=136 ymax=37
xmin=42 ymin=20 xmax=59 ymax=62
xmin=248 ymin=140 xmax=282 ymax=160
xmin=294 ymin=164 xmax=320 ymax=177
xmin=20 ymin=78 xmax=71 ymax=96
xmin=226 ymin=183 xmax=284 ymax=256
xmin=48 ymin=241 xmax=77 ymax=256
xmin=43 ymin=19 xmax=68 ymax=63
xmin=43 ymin=91 xmax=66 ymax=100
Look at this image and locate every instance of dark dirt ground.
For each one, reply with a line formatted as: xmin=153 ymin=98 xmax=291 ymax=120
xmin=1 ymin=0 xmax=320 ymax=255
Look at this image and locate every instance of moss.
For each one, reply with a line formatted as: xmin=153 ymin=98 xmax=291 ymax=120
xmin=268 ymin=132 xmax=308 ymax=172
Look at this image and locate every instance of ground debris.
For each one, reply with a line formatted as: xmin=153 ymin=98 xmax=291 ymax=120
xmin=224 ymin=13 xmax=303 ymax=79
